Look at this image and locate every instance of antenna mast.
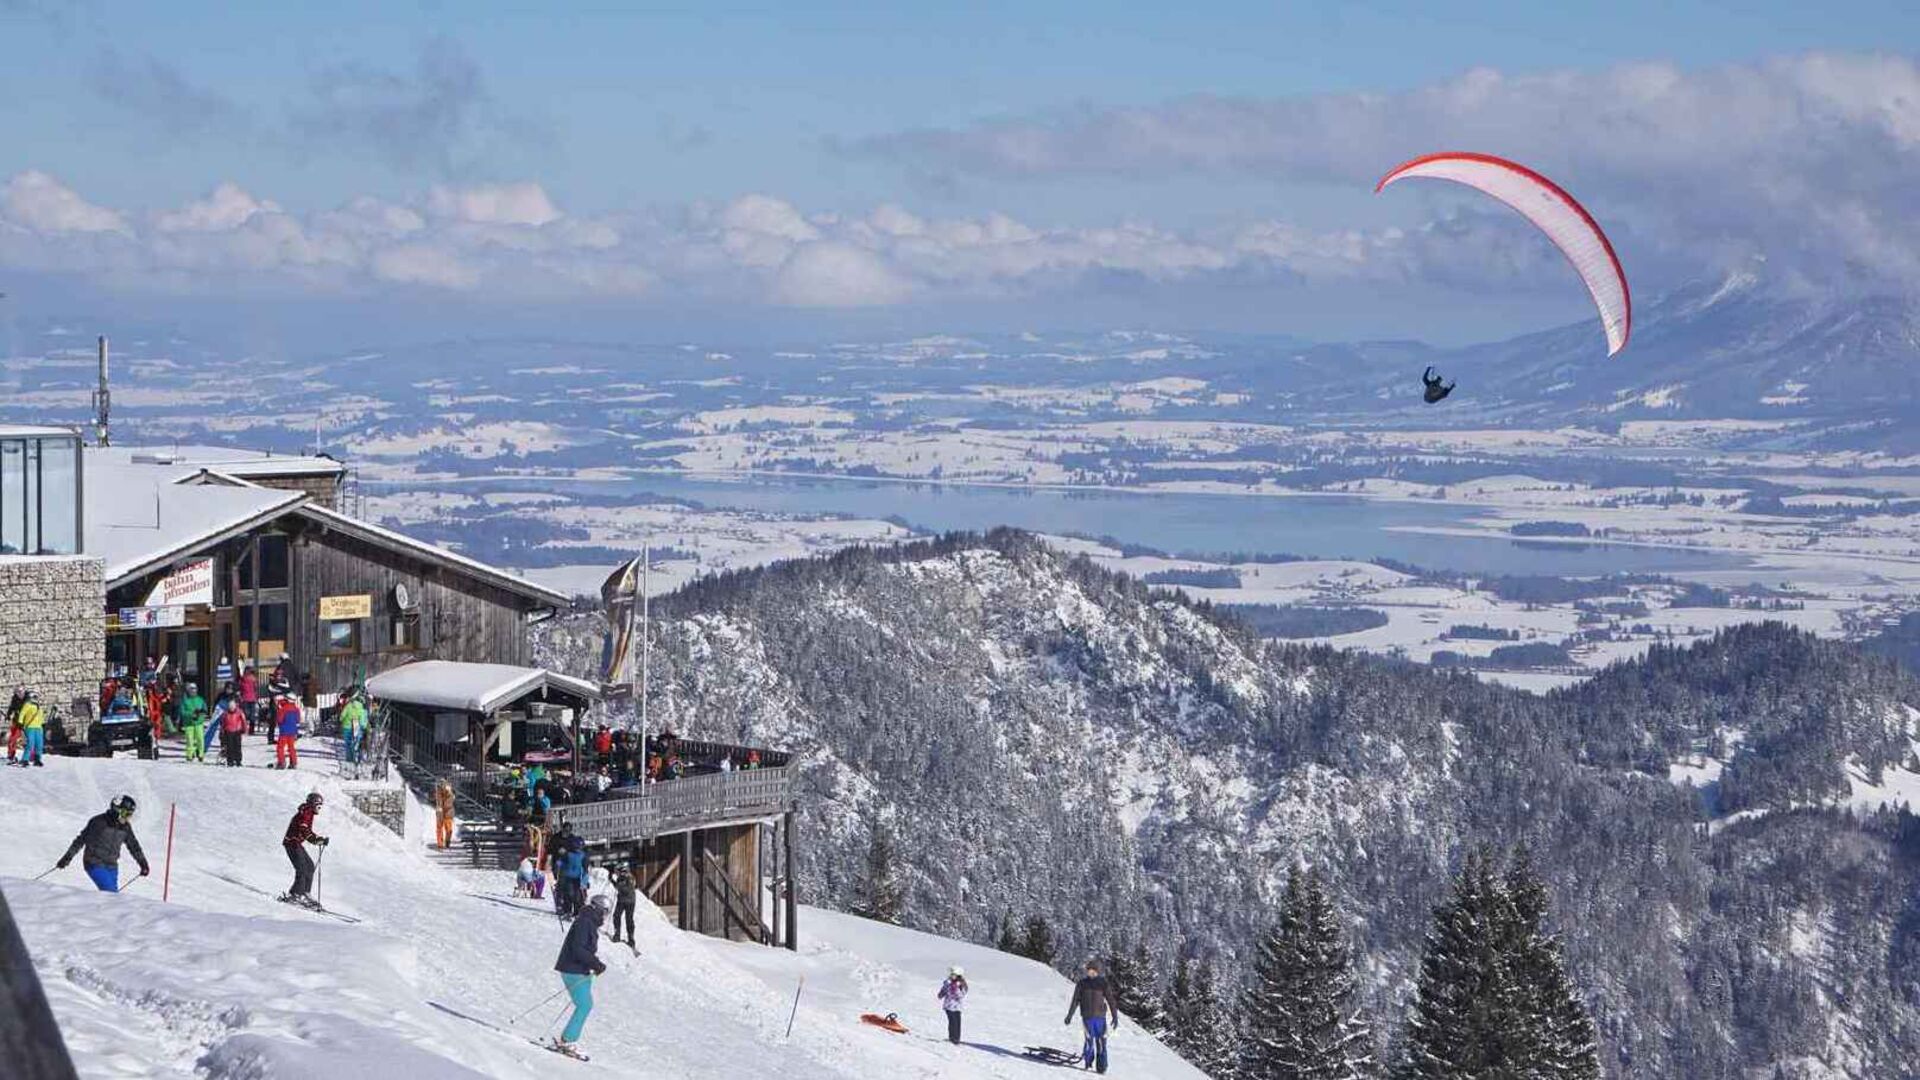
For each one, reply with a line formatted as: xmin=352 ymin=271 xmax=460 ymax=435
xmin=91 ymin=335 xmax=111 ymax=446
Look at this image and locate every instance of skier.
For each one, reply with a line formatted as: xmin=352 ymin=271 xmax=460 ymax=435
xmin=179 ymin=682 xmax=209 ymax=763
xmin=218 ymin=696 xmax=248 ymax=766
xmin=433 ymin=779 xmax=456 ymax=850
xmin=1421 ymin=365 xmax=1456 ymax=404
xmin=937 ymin=966 xmax=968 ymax=1045
xmin=281 ymin=792 xmax=330 ymax=907
xmin=238 ymin=665 xmax=260 ymax=735
xmin=5 ymin=685 xmax=26 ymax=764
xmin=16 ymin=690 xmax=46 ymax=767
xmin=273 ymin=692 xmax=302 ymax=769
xmin=56 ymin=796 xmax=151 ymax=891
xmin=551 ymin=893 xmax=610 ymax=1059
xmin=607 ymin=865 xmax=637 ymax=946
xmin=555 ymin=835 xmax=589 ymax=919
xmin=1065 ymin=959 xmax=1119 ymax=1074
xmin=339 ymin=691 xmax=368 ymax=767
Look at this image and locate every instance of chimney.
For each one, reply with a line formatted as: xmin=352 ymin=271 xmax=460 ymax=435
xmin=92 ymin=335 xmax=111 ymax=447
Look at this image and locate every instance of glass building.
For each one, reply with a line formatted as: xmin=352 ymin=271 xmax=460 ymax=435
xmin=0 ymin=426 xmax=83 ymax=556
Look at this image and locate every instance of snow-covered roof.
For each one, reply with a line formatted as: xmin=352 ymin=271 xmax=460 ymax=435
xmin=366 ymin=661 xmax=600 ymax=715
xmin=0 ymin=424 xmax=82 ymax=439
xmin=87 ymin=459 xmax=304 ymax=586
xmin=91 ymin=445 xmax=347 ymax=480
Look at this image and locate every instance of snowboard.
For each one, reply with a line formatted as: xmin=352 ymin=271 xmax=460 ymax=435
xmin=860 ymin=1012 xmax=909 ymax=1034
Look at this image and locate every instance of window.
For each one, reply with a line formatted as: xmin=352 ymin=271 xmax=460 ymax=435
xmin=325 ymin=620 xmax=360 ymax=654
xmin=238 ymin=603 xmax=290 ymax=640
xmin=389 ymin=612 xmax=420 ymax=650
xmin=238 ymin=535 xmax=290 ymax=590
xmin=0 ymin=434 xmax=82 ymax=555
xmin=0 ymin=440 xmax=22 ymax=554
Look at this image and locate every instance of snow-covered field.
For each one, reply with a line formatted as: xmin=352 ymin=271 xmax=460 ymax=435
xmin=0 ymin=754 xmax=1201 ymax=1079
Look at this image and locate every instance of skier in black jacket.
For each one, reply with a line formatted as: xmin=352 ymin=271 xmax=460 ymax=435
xmin=551 ymin=893 xmax=609 ymax=1058
xmin=607 ymin=866 xmax=638 ymax=945
xmin=1065 ymin=960 xmax=1119 ymax=1074
xmin=57 ymin=796 xmax=151 ymax=892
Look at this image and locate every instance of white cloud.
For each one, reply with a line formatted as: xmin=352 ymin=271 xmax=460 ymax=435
xmin=153 ymin=183 xmax=282 ymax=232
xmin=772 ymin=242 xmax=913 ymax=306
xmin=1 ymin=171 xmax=128 ymax=234
xmin=426 ymin=181 xmax=561 ymax=226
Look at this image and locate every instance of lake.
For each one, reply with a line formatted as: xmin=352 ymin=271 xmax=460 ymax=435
xmin=409 ymin=471 xmax=1754 ymax=579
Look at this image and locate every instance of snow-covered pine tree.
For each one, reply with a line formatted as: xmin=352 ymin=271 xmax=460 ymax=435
xmin=994 ymin=912 xmax=1021 ymax=954
xmin=1107 ymin=940 xmax=1168 ymax=1035
xmin=1020 ymin=915 xmax=1058 ymax=967
xmin=1500 ymin=852 xmax=1601 ymax=1080
xmin=1191 ymin=959 xmax=1242 ymax=1079
xmin=1394 ymin=852 xmax=1506 ymax=1080
xmin=1240 ymin=867 xmax=1375 ymax=1079
xmin=851 ymin=825 xmax=906 ymax=924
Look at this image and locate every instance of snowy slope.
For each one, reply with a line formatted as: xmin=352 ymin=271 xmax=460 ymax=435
xmin=0 ymin=755 xmax=1203 ymax=1079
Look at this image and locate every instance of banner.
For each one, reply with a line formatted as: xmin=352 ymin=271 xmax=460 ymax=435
xmin=601 ymin=555 xmax=643 ymax=683
xmin=119 ymin=606 xmax=186 ymax=630
xmin=143 ymin=558 xmax=213 ymax=608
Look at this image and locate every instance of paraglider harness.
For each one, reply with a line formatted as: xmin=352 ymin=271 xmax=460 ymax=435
xmin=1422 ymin=366 xmax=1455 ymax=403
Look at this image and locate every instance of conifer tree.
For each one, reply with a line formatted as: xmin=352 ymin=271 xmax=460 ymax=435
xmin=1107 ymin=940 xmax=1168 ymax=1034
xmin=995 ymin=912 xmax=1021 ymax=954
xmin=1240 ymin=867 xmax=1375 ymax=1079
xmin=852 ymin=826 xmax=906 ymax=924
xmin=1191 ymin=960 xmax=1241 ymax=1079
xmin=1501 ymin=852 xmax=1602 ymax=1080
xmin=1020 ymin=915 xmax=1058 ymax=967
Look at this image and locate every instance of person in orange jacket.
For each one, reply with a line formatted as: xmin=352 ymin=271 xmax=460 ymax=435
xmin=433 ymin=779 xmax=457 ymax=849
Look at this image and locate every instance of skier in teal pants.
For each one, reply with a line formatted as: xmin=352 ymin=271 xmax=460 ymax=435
xmin=551 ymin=894 xmax=609 ymax=1058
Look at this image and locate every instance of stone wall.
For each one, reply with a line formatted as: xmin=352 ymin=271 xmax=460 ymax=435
xmin=0 ymin=556 xmax=105 ymax=738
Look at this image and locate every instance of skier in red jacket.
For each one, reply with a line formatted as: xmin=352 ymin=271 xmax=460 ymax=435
xmin=281 ymin=792 xmax=330 ymax=908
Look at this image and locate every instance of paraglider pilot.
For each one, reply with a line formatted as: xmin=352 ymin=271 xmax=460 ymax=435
xmin=1422 ymin=366 xmax=1455 ymax=404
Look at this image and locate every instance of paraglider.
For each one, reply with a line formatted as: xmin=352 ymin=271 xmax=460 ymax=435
xmin=1376 ymin=152 xmax=1630 ymax=357
xmin=1421 ymin=366 xmax=1455 ymax=404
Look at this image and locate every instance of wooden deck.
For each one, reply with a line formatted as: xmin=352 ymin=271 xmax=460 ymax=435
xmin=547 ymin=766 xmax=795 ymax=845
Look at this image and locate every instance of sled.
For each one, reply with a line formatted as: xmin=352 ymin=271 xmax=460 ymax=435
xmin=1023 ymin=1046 xmax=1082 ymax=1066
xmin=859 ymin=1012 xmax=909 ymax=1034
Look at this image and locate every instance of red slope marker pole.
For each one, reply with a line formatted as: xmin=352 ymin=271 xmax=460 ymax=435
xmin=163 ymin=803 xmax=176 ymax=902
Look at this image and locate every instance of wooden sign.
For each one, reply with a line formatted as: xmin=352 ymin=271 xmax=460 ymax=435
xmin=318 ymin=594 xmax=372 ymax=620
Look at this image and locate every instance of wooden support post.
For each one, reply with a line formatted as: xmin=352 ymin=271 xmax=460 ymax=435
xmin=679 ymin=829 xmax=694 ymax=932
xmin=783 ymin=810 xmax=797 ymax=952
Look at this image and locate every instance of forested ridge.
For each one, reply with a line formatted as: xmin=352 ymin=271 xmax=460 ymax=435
xmin=536 ymin=530 xmax=1920 ymax=1077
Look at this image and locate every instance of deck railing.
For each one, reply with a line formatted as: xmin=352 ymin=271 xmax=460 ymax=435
xmin=548 ymin=765 xmax=795 ymax=845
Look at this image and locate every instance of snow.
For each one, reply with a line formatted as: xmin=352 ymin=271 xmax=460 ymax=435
xmin=1 ymin=755 xmax=1203 ymax=1079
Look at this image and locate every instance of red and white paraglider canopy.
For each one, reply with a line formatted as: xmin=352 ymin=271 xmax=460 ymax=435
xmin=1376 ymin=152 xmax=1631 ymax=357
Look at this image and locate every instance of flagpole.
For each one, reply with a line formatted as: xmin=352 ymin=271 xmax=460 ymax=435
xmin=639 ymin=539 xmax=650 ymax=783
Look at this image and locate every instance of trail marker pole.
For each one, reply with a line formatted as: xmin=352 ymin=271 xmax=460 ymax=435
xmin=163 ymin=803 xmax=176 ymax=902
xmin=785 ymin=975 xmax=805 ymax=1039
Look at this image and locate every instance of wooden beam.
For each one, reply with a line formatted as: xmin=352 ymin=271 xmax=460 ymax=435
xmin=679 ymin=829 xmax=694 ymax=932
xmin=643 ymin=853 xmax=680 ymax=901
xmin=783 ymin=811 xmax=797 ymax=952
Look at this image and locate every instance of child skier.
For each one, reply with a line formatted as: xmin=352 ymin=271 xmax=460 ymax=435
xmin=15 ymin=690 xmax=46 ymax=767
xmin=937 ymin=966 xmax=969 ymax=1044
xmin=280 ymin=792 xmax=330 ymax=907
xmin=57 ymin=796 xmax=151 ymax=891
xmin=219 ymin=697 xmax=248 ymax=766
xmin=551 ymin=893 xmax=609 ymax=1059
xmin=274 ymin=693 xmax=302 ymax=769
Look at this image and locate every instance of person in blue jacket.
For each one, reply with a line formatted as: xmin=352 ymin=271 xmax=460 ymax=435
xmin=551 ymin=893 xmax=609 ymax=1058
xmin=555 ymin=835 xmax=589 ymax=919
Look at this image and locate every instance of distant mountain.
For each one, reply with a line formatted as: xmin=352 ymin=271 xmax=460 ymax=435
xmin=535 ymin=530 xmax=1920 ymax=1079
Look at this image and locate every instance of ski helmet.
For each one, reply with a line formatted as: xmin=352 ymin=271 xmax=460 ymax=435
xmin=590 ymin=893 xmax=611 ymax=912
xmin=305 ymin=792 xmax=324 ymax=809
xmin=110 ymin=795 xmax=137 ymax=818
xmin=950 ymin=966 xmax=965 ymax=979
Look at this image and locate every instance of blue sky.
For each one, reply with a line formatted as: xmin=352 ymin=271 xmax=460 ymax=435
xmin=3 ymin=1 xmax=1919 ymax=345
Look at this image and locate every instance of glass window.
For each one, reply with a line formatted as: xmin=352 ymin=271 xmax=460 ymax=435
xmin=0 ymin=439 xmax=22 ymax=554
xmin=239 ymin=603 xmax=290 ymax=640
xmin=240 ymin=534 xmax=291 ymax=589
xmin=37 ymin=437 xmax=78 ymax=554
xmin=325 ymin=620 xmax=359 ymax=654
xmin=390 ymin=613 xmax=417 ymax=650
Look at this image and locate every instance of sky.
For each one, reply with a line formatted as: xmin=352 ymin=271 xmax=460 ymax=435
xmin=2 ymin=1 xmax=1919 ymax=348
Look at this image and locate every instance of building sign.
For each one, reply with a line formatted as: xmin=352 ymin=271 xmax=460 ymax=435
xmin=119 ymin=605 xmax=186 ymax=629
xmin=143 ymin=558 xmax=214 ymax=608
xmin=319 ymin=594 xmax=372 ymax=620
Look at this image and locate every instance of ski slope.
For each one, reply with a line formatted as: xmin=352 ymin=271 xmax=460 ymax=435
xmin=0 ymin=754 xmax=1204 ymax=1079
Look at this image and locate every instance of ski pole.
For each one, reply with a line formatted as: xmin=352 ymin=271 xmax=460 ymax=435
xmin=30 ymin=865 xmax=57 ymax=882
xmin=316 ymin=845 xmax=326 ymax=905
xmin=785 ymin=975 xmax=805 ymax=1038
xmin=116 ymin=875 xmax=143 ymax=893
xmin=508 ymin=985 xmax=571 ymax=1025
xmin=163 ymin=804 xmax=176 ymax=903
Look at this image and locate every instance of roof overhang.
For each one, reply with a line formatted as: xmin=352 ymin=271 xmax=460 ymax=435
xmin=105 ymin=492 xmax=306 ymax=589
xmin=367 ymin=660 xmax=601 ymax=715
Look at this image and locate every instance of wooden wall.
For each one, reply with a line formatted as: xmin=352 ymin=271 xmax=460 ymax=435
xmin=286 ymin=523 xmax=534 ymax=691
xmin=628 ymin=823 xmax=767 ymax=942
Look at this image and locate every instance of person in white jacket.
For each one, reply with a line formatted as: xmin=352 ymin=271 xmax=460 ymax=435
xmin=936 ymin=967 xmax=968 ymax=1044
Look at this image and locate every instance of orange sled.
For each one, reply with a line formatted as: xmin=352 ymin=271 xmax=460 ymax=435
xmin=860 ymin=1013 xmax=909 ymax=1034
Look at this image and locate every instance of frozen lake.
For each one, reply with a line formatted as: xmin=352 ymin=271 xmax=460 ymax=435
xmin=401 ymin=471 xmax=1755 ymax=579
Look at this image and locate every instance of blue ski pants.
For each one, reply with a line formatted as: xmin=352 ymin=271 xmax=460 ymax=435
xmin=23 ymin=727 xmax=43 ymax=763
xmin=561 ymin=973 xmax=594 ymax=1043
xmin=85 ymin=864 xmax=119 ymax=892
xmin=1082 ymin=1016 xmax=1109 ymax=1073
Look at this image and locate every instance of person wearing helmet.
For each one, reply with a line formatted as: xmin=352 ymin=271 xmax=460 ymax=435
xmin=178 ymin=682 xmax=209 ymax=764
xmin=273 ymin=691 xmax=303 ymax=770
xmin=280 ymin=792 xmax=329 ymax=907
xmin=937 ymin=965 xmax=969 ymax=1044
xmin=550 ymin=891 xmax=609 ymax=1058
xmin=16 ymin=690 xmax=46 ymax=767
xmin=57 ymin=796 xmax=151 ymax=891
xmin=607 ymin=864 xmax=638 ymax=947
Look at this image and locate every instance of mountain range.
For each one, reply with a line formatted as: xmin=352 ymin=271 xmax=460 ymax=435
xmin=533 ymin=529 xmax=1920 ymax=1079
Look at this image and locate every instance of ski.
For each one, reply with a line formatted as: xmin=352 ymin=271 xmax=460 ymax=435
xmin=541 ymin=1039 xmax=590 ymax=1061
xmin=275 ymin=894 xmax=361 ymax=923
xmin=428 ymin=1002 xmax=593 ymax=1062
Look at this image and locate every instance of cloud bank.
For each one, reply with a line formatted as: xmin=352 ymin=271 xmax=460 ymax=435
xmin=850 ymin=52 xmax=1920 ymax=289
